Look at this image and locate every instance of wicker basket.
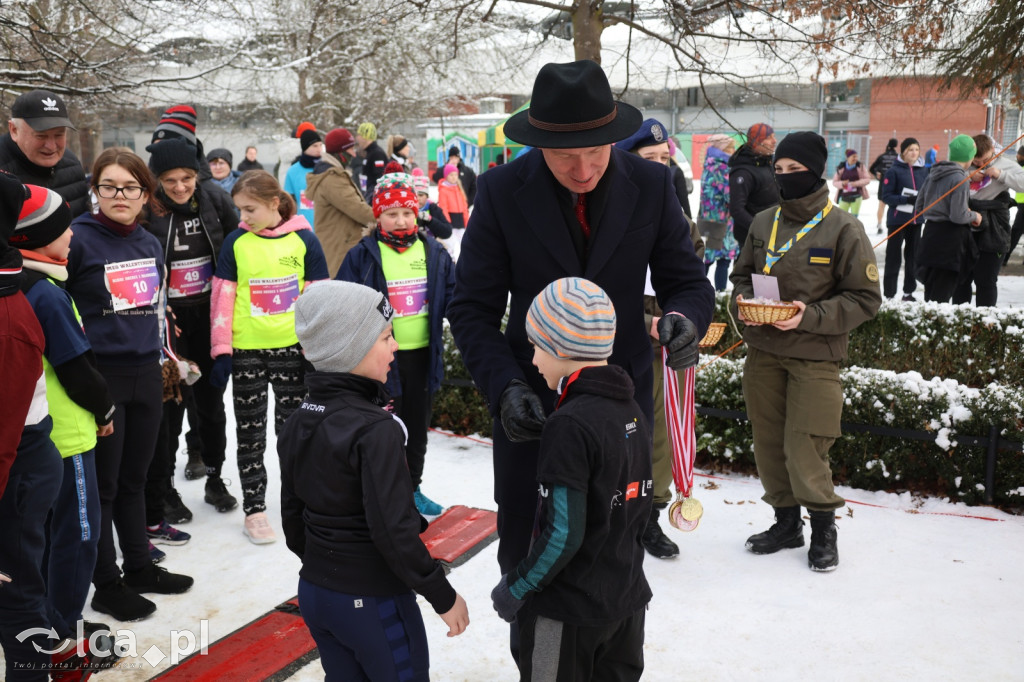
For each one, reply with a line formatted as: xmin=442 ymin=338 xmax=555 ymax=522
xmin=737 ymin=299 xmax=799 ymax=324
xmin=699 ymin=322 xmax=726 ymax=348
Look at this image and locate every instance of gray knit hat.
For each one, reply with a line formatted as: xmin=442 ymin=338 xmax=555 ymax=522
xmin=295 ymin=281 xmax=394 ymax=373
xmin=526 ymin=277 xmax=616 ymax=360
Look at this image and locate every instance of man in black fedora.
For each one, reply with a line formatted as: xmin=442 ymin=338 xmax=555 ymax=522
xmin=0 ymin=90 xmax=89 ymax=216
xmin=448 ymin=59 xmax=714 ymax=664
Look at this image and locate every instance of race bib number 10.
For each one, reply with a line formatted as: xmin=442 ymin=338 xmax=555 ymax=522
xmin=250 ymin=275 xmax=300 ymax=316
xmin=104 ymin=258 xmax=161 ymax=311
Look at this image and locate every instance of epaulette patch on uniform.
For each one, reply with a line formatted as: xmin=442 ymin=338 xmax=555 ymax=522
xmin=865 ymin=263 xmax=879 ymax=282
xmin=808 ymin=248 xmax=832 ymax=266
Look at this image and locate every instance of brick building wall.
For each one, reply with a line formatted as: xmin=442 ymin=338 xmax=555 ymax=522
xmin=868 ymin=77 xmax=989 ymax=165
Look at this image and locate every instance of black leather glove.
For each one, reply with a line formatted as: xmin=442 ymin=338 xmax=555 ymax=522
xmin=498 ymin=379 xmax=546 ymax=442
xmin=490 ymin=574 xmax=525 ymax=623
xmin=658 ymin=314 xmax=700 ymax=370
xmin=209 ymin=355 xmax=232 ymax=389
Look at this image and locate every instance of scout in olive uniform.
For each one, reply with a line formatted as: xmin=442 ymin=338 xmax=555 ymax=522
xmin=729 ymin=131 xmax=881 ymax=572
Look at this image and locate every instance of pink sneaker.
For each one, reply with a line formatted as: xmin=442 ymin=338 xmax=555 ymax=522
xmin=243 ymin=512 xmax=276 ymax=545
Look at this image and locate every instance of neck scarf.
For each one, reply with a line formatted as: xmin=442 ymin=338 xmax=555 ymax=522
xmin=96 ymin=210 xmax=138 ymax=238
xmin=20 ymin=250 xmax=68 ymax=282
xmin=376 ymin=226 xmax=418 ymax=253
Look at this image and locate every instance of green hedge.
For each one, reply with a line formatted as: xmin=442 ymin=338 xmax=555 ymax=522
xmin=432 ymin=301 xmax=1024 ymax=507
xmin=712 ymin=293 xmax=1024 ymax=388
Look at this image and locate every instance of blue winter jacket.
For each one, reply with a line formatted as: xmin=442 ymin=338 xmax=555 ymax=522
xmin=335 ymin=232 xmax=455 ymax=397
xmin=880 ymin=158 xmax=930 ymax=227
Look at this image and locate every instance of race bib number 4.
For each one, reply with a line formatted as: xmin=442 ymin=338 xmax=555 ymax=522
xmin=250 ymin=275 xmax=300 ymax=316
xmin=168 ymin=257 xmax=213 ymax=298
xmin=104 ymin=258 xmax=161 ymax=311
xmin=387 ymin=277 xmax=428 ymax=317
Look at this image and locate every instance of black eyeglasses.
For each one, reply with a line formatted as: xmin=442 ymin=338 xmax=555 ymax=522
xmin=96 ymin=185 xmax=145 ymax=200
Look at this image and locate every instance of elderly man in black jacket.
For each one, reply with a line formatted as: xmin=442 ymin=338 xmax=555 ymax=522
xmin=0 ymin=90 xmax=89 ymax=216
xmin=448 ymin=61 xmax=714 ymax=659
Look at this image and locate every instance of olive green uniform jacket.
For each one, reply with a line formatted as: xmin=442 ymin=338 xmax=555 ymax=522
xmin=729 ymin=185 xmax=881 ymax=360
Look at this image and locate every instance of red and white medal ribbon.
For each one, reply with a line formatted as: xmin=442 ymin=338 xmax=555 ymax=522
xmin=663 ymin=346 xmax=703 ymax=531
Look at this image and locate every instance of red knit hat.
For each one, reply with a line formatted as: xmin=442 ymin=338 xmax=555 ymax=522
xmin=372 ymin=176 xmax=418 ymax=219
xmin=324 ymin=128 xmax=356 ymax=154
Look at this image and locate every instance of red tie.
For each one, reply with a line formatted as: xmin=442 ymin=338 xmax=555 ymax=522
xmin=575 ymin=192 xmax=591 ymax=240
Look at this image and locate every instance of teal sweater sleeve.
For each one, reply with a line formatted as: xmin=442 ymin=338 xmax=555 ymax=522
xmin=507 ymin=485 xmax=586 ymax=600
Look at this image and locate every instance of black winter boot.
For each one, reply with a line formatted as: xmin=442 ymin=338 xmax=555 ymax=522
xmin=205 ymin=475 xmax=238 ymax=512
xmin=183 ymin=449 xmax=206 ymax=480
xmin=642 ymin=505 xmax=679 ymax=559
xmin=745 ymin=505 xmax=805 ymax=554
xmin=808 ymin=510 xmax=839 ymax=572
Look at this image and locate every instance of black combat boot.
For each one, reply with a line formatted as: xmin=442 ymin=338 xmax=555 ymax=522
xmin=642 ymin=504 xmax=679 ymax=559
xmin=183 ymin=448 xmax=206 ymax=480
xmin=807 ymin=510 xmax=839 ymax=572
xmin=745 ymin=505 xmax=804 ymax=554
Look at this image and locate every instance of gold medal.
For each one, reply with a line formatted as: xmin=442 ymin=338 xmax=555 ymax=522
xmin=668 ymin=495 xmax=703 ymax=532
xmin=680 ymin=496 xmax=703 ymax=521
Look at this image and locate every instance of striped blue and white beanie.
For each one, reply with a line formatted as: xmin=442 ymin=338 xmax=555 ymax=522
xmin=526 ymin=277 xmax=616 ymax=360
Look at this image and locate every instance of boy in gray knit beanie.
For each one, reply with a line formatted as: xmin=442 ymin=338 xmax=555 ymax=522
xmin=280 ymin=280 xmax=470 ymax=681
xmin=295 ymin=281 xmax=394 ymax=376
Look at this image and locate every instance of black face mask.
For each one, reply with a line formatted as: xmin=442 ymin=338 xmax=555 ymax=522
xmin=775 ymin=171 xmax=822 ymax=200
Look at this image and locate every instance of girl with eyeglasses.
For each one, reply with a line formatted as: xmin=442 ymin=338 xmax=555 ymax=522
xmin=67 ymin=147 xmax=194 ymax=622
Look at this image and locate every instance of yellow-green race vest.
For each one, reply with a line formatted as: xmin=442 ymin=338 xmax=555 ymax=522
xmin=232 ymin=231 xmax=308 ymax=350
xmin=42 ymin=278 xmax=97 ymax=458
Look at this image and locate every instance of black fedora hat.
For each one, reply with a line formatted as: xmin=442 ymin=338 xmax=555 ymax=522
xmin=504 ymin=60 xmax=643 ymax=149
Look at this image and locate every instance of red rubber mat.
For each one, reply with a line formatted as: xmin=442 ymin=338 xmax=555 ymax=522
xmin=420 ymin=505 xmax=498 ymax=566
xmin=152 ymin=598 xmax=314 ymax=681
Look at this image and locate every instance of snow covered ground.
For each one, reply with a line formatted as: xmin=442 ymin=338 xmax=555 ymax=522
xmin=66 ymin=424 xmax=1024 ymax=681
xmin=6 ymin=192 xmax=1023 ymax=681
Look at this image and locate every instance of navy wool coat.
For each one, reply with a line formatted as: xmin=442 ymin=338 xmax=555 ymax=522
xmin=447 ymin=146 xmax=714 ymax=517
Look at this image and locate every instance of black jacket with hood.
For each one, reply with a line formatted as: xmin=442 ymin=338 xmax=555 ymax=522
xmin=278 ymin=371 xmax=457 ymax=614
xmin=728 ymin=144 xmax=778 ymax=247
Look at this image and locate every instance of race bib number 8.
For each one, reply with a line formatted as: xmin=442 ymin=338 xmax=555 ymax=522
xmin=105 ymin=258 xmax=161 ymax=311
xmin=250 ymin=275 xmax=300 ymax=316
xmin=387 ymin=277 xmax=428 ymax=317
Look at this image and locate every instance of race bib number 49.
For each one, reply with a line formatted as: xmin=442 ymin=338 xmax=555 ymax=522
xmin=104 ymin=258 xmax=161 ymax=311
xmin=168 ymin=257 xmax=213 ymax=298
xmin=250 ymin=275 xmax=300 ymax=316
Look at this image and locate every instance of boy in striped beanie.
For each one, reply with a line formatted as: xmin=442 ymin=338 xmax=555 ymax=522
xmin=524 ymin=277 xmax=616 ymax=388
xmin=492 ymin=276 xmax=653 ymax=678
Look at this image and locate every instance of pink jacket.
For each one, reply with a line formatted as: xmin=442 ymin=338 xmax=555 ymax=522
xmin=831 ymin=162 xmax=872 ymax=199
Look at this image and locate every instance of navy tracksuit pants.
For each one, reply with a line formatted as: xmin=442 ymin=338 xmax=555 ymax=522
xmin=298 ymin=578 xmax=429 ymax=681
